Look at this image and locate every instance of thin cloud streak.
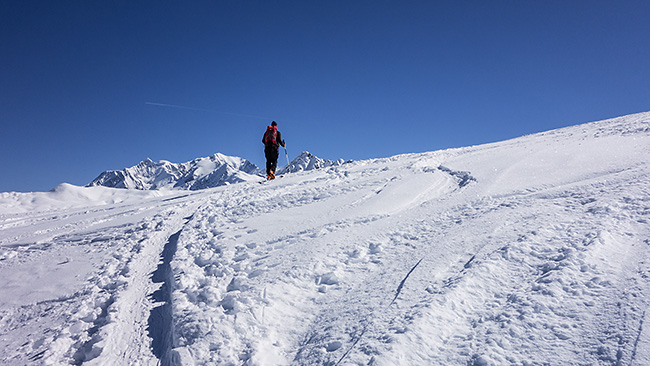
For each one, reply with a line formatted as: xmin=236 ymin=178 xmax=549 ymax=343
xmin=145 ymin=102 xmax=270 ymax=120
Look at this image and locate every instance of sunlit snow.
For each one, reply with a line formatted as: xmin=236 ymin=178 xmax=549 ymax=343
xmin=1 ymin=112 xmax=649 ymax=365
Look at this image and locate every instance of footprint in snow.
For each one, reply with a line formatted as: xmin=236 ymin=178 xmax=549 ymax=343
xmin=368 ymin=242 xmax=382 ymax=255
xmin=316 ymin=272 xmax=340 ymax=293
xmin=317 ymin=272 xmax=340 ymax=286
xmin=325 ymin=341 xmax=342 ymax=352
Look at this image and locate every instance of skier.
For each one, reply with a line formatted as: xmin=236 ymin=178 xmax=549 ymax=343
xmin=262 ymin=121 xmax=286 ymax=180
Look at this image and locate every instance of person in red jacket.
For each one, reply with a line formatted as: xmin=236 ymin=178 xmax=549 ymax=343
xmin=262 ymin=121 xmax=286 ymax=180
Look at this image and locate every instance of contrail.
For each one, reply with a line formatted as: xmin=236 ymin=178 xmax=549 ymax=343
xmin=145 ymin=102 xmax=270 ymax=120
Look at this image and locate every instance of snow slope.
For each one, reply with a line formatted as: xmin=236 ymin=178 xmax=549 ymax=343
xmin=1 ymin=112 xmax=649 ymax=365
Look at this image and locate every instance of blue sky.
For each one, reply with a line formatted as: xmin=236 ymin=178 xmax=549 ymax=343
xmin=1 ymin=1 xmax=649 ymax=192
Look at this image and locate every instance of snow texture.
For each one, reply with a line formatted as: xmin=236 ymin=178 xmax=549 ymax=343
xmin=1 ymin=111 xmax=650 ymax=365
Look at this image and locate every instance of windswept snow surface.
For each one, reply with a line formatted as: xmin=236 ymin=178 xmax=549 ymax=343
xmin=1 ymin=112 xmax=650 ymax=365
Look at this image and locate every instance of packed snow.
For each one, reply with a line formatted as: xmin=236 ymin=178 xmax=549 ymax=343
xmin=1 ymin=112 xmax=649 ymax=365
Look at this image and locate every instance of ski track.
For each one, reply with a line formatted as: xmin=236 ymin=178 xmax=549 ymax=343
xmin=0 ymin=191 xmax=204 ymax=365
xmin=0 ymin=112 xmax=649 ymax=365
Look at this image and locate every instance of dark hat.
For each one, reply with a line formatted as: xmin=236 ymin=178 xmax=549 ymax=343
xmin=271 ymin=121 xmax=277 ymax=126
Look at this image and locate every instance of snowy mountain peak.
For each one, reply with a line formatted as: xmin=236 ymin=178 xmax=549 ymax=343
xmin=279 ymin=151 xmax=348 ymax=174
xmin=88 ymin=154 xmax=261 ymax=190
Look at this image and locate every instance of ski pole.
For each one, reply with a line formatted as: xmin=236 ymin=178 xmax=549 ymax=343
xmin=284 ymin=146 xmax=290 ymax=167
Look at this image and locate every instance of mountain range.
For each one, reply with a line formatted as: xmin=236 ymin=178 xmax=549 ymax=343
xmin=88 ymin=151 xmax=344 ymax=190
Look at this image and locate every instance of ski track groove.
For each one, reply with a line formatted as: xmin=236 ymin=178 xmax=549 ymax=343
xmin=390 ymin=258 xmax=424 ymax=306
xmin=630 ymin=309 xmax=647 ymax=365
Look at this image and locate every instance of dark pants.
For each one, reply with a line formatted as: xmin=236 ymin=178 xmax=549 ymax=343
xmin=265 ymin=145 xmax=279 ymax=176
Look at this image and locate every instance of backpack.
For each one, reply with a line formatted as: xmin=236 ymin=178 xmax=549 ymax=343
xmin=264 ymin=125 xmax=277 ymax=146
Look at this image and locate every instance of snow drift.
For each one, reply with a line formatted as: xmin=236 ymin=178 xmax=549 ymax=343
xmin=1 ymin=112 xmax=649 ymax=365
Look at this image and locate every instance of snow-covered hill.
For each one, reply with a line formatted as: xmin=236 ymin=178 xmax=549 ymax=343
xmin=1 ymin=112 xmax=650 ymax=365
